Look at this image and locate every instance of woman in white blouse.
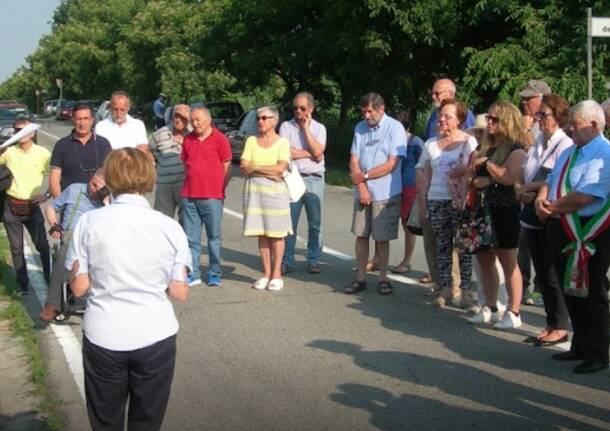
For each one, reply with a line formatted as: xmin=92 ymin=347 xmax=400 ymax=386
xmin=66 ymin=148 xmax=191 ymax=431
xmin=516 ymin=94 xmax=573 ymax=346
xmin=417 ymin=98 xmax=477 ymax=307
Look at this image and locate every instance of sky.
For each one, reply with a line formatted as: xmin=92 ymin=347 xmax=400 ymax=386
xmin=0 ymin=0 xmax=62 ymax=83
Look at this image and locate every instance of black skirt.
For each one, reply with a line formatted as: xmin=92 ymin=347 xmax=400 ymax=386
xmin=489 ymin=204 xmax=521 ymax=249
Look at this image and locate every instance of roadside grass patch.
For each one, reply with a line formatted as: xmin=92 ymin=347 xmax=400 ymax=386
xmin=325 ymin=167 xmax=351 ymax=187
xmin=0 ymin=231 xmax=63 ymax=430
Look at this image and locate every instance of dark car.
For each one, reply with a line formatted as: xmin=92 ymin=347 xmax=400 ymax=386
xmin=191 ymin=101 xmax=244 ymax=133
xmin=56 ymin=100 xmax=76 ymax=120
xmin=226 ymin=109 xmax=257 ymax=162
xmin=0 ymin=104 xmax=33 ymax=144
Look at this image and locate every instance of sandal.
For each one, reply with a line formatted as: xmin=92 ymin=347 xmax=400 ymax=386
xmin=419 ymin=274 xmax=433 ymax=284
xmin=390 ymin=263 xmax=412 ymax=274
xmin=307 ymin=263 xmax=321 ymax=274
xmin=267 ymin=278 xmax=284 ymax=291
xmin=252 ymin=277 xmax=269 ymax=290
xmin=378 ymin=281 xmax=393 ymax=295
xmin=344 ymin=280 xmax=367 ymax=294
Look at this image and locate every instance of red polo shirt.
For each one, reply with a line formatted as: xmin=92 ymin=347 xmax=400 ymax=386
xmin=181 ymin=128 xmax=232 ymax=199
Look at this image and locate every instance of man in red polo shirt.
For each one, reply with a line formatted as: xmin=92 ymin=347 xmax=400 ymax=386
xmin=181 ymin=107 xmax=232 ymax=286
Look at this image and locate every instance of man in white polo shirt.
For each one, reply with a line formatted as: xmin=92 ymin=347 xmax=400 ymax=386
xmin=95 ymin=91 xmax=149 ymax=157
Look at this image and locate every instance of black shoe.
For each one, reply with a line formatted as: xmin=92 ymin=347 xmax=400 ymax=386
xmin=535 ymin=334 xmax=568 ymax=347
xmin=281 ymin=264 xmax=293 ymax=275
xmin=574 ymin=360 xmax=609 ymax=374
xmin=552 ymin=351 xmax=584 ymax=361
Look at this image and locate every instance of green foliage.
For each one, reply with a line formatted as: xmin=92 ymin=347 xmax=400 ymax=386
xmin=0 ymin=0 xmax=609 ymax=136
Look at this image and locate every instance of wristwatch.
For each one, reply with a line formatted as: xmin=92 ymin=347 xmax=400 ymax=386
xmin=364 ymin=172 xmax=369 ymax=181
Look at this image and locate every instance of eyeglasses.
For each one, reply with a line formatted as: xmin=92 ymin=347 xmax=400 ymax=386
xmin=74 ymin=139 xmax=100 ymax=173
xmin=256 ymin=116 xmax=274 ymax=121
xmin=438 ymin=114 xmax=456 ymax=121
xmin=293 ymin=106 xmax=307 ymax=112
xmin=535 ymin=111 xmax=553 ymax=120
xmin=431 ymin=90 xmax=450 ymax=97
xmin=485 ymin=114 xmax=499 ymax=124
xmin=13 ymin=127 xmax=23 ymax=133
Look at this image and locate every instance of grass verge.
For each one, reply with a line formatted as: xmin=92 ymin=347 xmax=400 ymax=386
xmin=0 ymin=232 xmax=63 ymax=430
xmin=324 ymin=167 xmax=351 ymax=187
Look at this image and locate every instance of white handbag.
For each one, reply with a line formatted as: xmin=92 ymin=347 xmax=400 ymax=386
xmin=283 ymin=159 xmax=306 ymax=203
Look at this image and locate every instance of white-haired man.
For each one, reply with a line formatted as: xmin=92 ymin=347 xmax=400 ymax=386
xmin=536 ymin=100 xmax=610 ymax=374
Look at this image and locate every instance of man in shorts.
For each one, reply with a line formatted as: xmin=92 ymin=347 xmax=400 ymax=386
xmin=345 ymin=93 xmax=406 ymax=295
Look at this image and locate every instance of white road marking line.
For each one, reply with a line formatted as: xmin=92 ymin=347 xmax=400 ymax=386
xmin=23 ymin=241 xmax=86 ymax=403
xmin=37 ymin=129 xmax=61 ymax=141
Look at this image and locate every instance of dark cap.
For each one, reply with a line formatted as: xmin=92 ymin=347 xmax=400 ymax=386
xmin=519 ymin=80 xmax=551 ymax=98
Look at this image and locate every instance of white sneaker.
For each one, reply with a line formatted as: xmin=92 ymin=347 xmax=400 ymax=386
xmin=493 ymin=310 xmax=522 ymax=329
xmin=267 ymin=278 xmax=284 ymax=291
xmin=468 ymin=306 xmax=492 ymax=323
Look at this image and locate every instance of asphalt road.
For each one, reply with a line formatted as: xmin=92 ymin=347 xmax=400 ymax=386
xmin=22 ymin=121 xmax=610 ymax=431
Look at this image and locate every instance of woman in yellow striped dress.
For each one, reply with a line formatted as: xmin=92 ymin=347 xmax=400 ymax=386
xmin=240 ymin=106 xmax=292 ymax=291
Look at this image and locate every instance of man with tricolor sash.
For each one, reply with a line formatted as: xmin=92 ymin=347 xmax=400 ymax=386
xmin=535 ymin=100 xmax=610 ymax=374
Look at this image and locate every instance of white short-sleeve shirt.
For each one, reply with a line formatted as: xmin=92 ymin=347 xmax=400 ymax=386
xmin=65 ymin=194 xmax=192 ymax=351
xmin=94 ymin=115 xmax=148 ymax=150
xmin=418 ymin=136 xmax=477 ymax=200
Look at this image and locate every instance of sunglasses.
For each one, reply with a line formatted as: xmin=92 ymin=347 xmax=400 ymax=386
xmin=535 ymin=111 xmax=553 ymax=120
xmin=256 ymin=116 xmax=274 ymax=121
xmin=293 ymin=106 xmax=307 ymax=112
xmin=485 ymin=114 xmax=499 ymax=124
xmin=13 ymin=127 xmax=23 ymax=133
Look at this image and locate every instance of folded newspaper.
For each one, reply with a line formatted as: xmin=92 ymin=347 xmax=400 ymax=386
xmin=0 ymin=123 xmax=41 ymax=148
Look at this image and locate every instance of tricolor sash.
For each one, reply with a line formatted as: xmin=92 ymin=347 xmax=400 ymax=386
xmin=556 ymin=148 xmax=610 ymax=297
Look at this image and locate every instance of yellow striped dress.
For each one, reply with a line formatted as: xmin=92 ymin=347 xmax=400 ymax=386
xmin=241 ymin=136 xmax=293 ymax=238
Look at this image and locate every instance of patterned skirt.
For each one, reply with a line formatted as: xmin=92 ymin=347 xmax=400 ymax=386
xmin=243 ymin=176 xmax=293 ymax=238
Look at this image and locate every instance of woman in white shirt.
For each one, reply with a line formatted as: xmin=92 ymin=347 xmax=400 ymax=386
xmin=516 ymin=94 xmax=573 ymax=346
xmin=66 ymin=148 xmax=191 ymax=431
xmin=418 ymin=99 xmax=477 ymax=307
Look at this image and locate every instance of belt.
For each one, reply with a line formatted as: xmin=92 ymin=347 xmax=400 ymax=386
xmin=300 ymin=173 xmax=322 ymax=178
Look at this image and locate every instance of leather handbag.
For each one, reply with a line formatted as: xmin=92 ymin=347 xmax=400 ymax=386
xmin=283 ymin=159 xmax=306 ymax=203
xmin=406 ymin=198 xmax=423 ymax=235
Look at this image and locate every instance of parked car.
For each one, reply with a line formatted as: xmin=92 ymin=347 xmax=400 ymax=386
xmin=95 ymin=100 xmax=110 ymax=122
xmin=44 ymin=99 xmax=59 ymax=116
xmin=0 ymin=104 xmax=33 ymax=145
xmin=191 ymin=101 xmax=244 ymax=133
xmin=226 ymin=109 xmax=257 ymax=162
xmin=56 ymin=100 xmax=76 ymax=120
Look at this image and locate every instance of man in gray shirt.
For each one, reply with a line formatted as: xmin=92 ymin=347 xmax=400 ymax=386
xmin=149 ymin=104 xmax=190 ymax=224
xmin=280 ymin=92 xmax=327 ymax=274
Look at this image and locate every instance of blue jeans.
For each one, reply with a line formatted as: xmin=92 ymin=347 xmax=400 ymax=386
xmin=283 ymin=174 xmax=324 ymax=268
xmin=181 ymin=198 xmax=223 ymax=279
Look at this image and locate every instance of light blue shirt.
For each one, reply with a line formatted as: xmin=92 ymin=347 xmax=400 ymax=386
xmin=547 ymin=134 xmax=610 ymax=217
xmin=279 ymin=118 xmax=327 ymax=174
xmin=65 ymin=193 xmax=192 ymax=351
xmin=52 ymin=183 xmax=103 ymax=231
xmin=350 ymin=114 xmax=407 ymax=201
xmin=153 ymin=98 xmax=165 ymax=119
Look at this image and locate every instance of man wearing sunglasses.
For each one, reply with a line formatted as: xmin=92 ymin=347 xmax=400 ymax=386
xmin=280 ymin=92 xmax=327 ymax=274
xmin=149 ymin=104 xmax=191 ymax=223
xmin=49 ymin=102 xmax=112 ymax=198
xmin=0 ymin=117 xmax=51 ymax=295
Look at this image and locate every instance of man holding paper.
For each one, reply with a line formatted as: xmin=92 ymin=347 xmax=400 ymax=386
xmin=0 ymin=117 xmax=51 ymax=295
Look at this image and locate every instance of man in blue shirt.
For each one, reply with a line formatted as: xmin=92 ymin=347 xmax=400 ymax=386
xmin=346 ymin=93 xmax=406 ymax=296
xmin=424 ymin=79 xmax=475 ymax=140
xmin=153 ymin=93 xmax=167 ymax=130
xmin=40 ymin=170 xmax=108 ymax=321
xmin=536 ymin=100 xmax=610 ymax=374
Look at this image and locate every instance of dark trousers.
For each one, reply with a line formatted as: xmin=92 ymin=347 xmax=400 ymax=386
xmin=548 ymin=219 xmax=610 ymax=363
xmin=526 ymin=227 xmax=569 ymax=329
xmin=45 ymin=241 xmax=69 ymax=309
xmin=518 ymin=227 xmax=539 ymax=293
xmin=83 ymin=335 xmax=177 ymax=431
xmin=2 ymin=202 xmax=50 ymax=290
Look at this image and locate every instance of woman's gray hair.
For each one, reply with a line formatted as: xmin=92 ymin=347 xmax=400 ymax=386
xmin=571 ymin=100 xmax=606 ymax=132
xmin=256 ymin=106 xmax=279 ymax=121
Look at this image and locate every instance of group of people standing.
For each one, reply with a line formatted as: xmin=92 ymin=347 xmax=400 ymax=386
xmin=344 ymin=79 xmax=610 ymax=376
xmin=1 ymin=80 xmax=610 ymax=431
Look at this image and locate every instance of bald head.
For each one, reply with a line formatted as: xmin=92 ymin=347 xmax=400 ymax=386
xmin=191 ymin=107 xmax=212 ymax=136
xmin=431 ymin=79 xmax=456 ymax=107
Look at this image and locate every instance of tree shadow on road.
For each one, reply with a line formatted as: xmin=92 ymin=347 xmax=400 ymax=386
xmin=309 ymin=340 xmax=610 ymax=431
